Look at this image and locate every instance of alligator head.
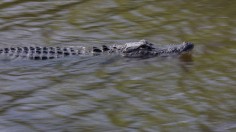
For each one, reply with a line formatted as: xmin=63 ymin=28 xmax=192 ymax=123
xmin=121 ymin=40 xmax=194 ymax=58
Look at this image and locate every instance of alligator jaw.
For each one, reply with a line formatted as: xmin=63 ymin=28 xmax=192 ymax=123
xmin=122 ymin=40 xmax=194 ymax=58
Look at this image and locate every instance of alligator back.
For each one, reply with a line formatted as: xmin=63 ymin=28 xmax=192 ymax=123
xmin=0 ymin=46 xmax=87 ymax=60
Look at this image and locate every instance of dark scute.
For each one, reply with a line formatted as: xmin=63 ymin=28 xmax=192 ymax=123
xmin=57 ymin=51 xmax=63 ymax=54
xmin=43 ymin=50 xmax=48 ymax=54
xmin=34 ymin=56 xmax=41 ymax=60
xmin=93 ymin=47 xmax=102 ymax=52
xmin=4 ymin=48 xmax=9 ymax=53
xmin=49 ymin=47 xmax=54 ymax=50
xmin=102 ymin=45 xmax=110 ymax=51
xmin=36 ymin=50 xmax=41 ymax=54
xmin=10 ymin=48 xmax=16 ymax=51
xmin=17 ymin=47 xmax=22 ymax=51
xmin=70 ymin=49 xmax=75 ymax=52
xmin=64 ymin=52 xmax=70 ymax=56
xmin=49 ymin=56 xmax=55 ymax=59
xmin=17 ymin=50 xmax=22 ymax=53
xmin=36 ymin=47 xmax=41 ymax=50
xmin=42 ymin=56 xmax=48 ymax=60
xmin=63 ymin=48 xmax=68 ymax=51
xmin=23 ymin=47 xmax=28 ymax=50
xmin=43 ymin=47 xmax=47 ymax=50
xmin=30 ymin=47 xmax=34 ymax=50
xmin=49 ymin=51 xmax=55 ymax=54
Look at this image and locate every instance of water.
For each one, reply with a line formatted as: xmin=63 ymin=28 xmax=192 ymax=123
xmin=0 ymin=0 xmax=235 ymax=131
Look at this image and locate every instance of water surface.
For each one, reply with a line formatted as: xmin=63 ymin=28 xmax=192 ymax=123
xmin=0 ymin=0 xmax=235 ymax=132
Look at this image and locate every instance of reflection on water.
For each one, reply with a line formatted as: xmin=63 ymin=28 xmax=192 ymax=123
xmin=0 ymin=0 xmax=235 ymax=131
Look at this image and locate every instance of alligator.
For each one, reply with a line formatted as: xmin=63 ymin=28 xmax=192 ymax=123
xmin=0 ymin=40 xmax=194 ymax=60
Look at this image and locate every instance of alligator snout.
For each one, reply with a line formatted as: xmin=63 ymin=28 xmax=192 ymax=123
xmin=182 ymin=42 xmax=194 ymax=52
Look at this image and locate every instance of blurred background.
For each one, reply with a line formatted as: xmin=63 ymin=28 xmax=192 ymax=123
xmin=0 ymin=0 xmax=235 ymax=132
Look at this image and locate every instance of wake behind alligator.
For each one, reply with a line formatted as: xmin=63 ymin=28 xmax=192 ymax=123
xmin=0 ymin=40 xmax=194 ymax=60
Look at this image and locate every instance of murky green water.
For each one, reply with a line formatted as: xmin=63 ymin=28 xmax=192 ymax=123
xmin=0 ymin=0 xmax=235 ymax=132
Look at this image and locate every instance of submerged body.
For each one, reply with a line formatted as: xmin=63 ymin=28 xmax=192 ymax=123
xmin=0 ymin=40 xmax=194 ymax=60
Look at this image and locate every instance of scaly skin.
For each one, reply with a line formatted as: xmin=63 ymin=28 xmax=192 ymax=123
xmin=0 ymin=40 xmax=194 ymax=60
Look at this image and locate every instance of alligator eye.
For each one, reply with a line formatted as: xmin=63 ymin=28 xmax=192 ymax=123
xmin=139 ymin=44 xmax=155 ymax=50
xmin=138 ymin=44 xmax=149 ymax=49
